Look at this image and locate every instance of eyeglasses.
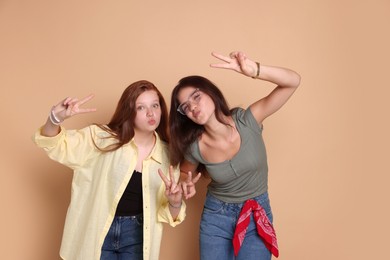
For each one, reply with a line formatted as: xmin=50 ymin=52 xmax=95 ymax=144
xmin=177 ymin=88 xmax=202 ymax=115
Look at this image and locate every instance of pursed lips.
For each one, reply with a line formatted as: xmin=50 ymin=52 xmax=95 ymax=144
xmin=191 ymin=109 xmax=201 ymax=119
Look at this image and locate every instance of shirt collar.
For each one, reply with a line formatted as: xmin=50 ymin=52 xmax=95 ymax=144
xmin=129 ymin=132 xmax=163 ymax=164
xmin=150 ymin=132 xmax=163 ymax=164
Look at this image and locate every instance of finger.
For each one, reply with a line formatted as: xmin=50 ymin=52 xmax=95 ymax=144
xmin=53 ymin=97 xmax=68 ymax=107
xmin=77 ymin=108 xmax=97 ymax=114
xmin=237 ymin=52 xmax=246 ymax=64
xmin=158 ymin=169 xmax=170 ymax=189
xmin=181 ymin=182 xmax=188 ymax=198
xmin=65 ymin=102 xmax=75 ymax=116
xmin=229 ymin=51 xmax=240 ymax=59
xmin=78 ymin=94 xmax=95 ymax=106
xmin=64 ymin=97 xmax=79 ymax=106
xmin=186 ymin=171 xmax=193 ymax=183
xmin=169 ymin=179 xmax=177 ymax=194
xmin=64 ymin=100 xmax=80 ymax=116
xmin=237 ymin=52 xmax=250 ymax=70
xmin=210 ymin=63 xmax=232 ymax=69
xmin=192 ymin=172 xmax=202 ymax=184
xmin=186 ymin=189 xmax=195 ymax=200
xmin=168 ymin=165 xmax=174 ymax=182
xmin=53 ymin=97 xmax=73 ymax=110
xmin=210 ymin=52 xmax=239 ymax=70
xmin=211 ymin=52 xmax=231 ymax=63
xmin=169 ymin=165 xmax=177 ymax=184
xmin=69 ymin=99 xmax=96 ymax=115
xmin=170 ymin=185 xmax=182 ymax=195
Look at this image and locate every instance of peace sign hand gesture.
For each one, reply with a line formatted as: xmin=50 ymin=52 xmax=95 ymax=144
xmin=158 ymin=166 xmax=183 ymax=208
xmin=51 ymin=94 xmax=97 ymax=123
xmin=210 ymin=51 xmax=259 ymax=78
xmin=181 ymin=171 xmax=201 ymax=200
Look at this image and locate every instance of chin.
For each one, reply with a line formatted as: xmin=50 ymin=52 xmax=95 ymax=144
xmin=141 ymin=127 xmax=157 ymax=133
xmin=193 ymin=119 xmax=206 ymax=126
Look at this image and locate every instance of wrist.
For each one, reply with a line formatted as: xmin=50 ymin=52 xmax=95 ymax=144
xmin=49 ymin=107 xmax=63 ymax=126
xmin=168 ymin=201 xmax=182 ymax=209
xmin=251 ymin=62 xmax=260 ymax=79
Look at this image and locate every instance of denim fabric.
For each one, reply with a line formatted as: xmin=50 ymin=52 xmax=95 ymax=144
xmin=200 ymin=192 xmax=273 ymax=260
xmin=101 ymin=215 xmax=143 ymax=260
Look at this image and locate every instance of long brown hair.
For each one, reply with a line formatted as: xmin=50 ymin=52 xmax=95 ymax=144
xmin=96 ymin=80 xmax=169 ymax=152
xmin=169 ymin=76 xmax=232 ymax=168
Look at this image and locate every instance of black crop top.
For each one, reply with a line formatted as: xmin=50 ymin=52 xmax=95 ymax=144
xmin=115 ymin=170 xmax=143 ymax=216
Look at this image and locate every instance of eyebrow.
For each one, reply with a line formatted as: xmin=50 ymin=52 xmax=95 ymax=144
xmin=181 ymin=88 xmax=199 ymax=103
xmin=136 ymin=99 xmax=160 ymax=104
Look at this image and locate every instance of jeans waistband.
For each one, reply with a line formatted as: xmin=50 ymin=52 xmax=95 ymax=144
xmin=206 ymin=191 xmax=269 ymax=206
xmin=114 ymin=213 xmax=143 ymax=220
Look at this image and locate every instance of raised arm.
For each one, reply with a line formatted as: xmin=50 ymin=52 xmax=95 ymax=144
xmin=210 ymin=51 xmax=301 ymax=124
xmin=42 ymin=94 xmax=97 ymax=137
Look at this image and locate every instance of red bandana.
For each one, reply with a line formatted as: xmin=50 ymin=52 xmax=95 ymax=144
xmin=232 ymin=199 xmax=279 ymax=257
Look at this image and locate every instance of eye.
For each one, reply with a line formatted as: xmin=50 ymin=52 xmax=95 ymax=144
xmin=152 ymin=103 xmax=160 ymax=109
xmin=137 ymin=106 xmax=145 ymax=111
xmin=193 ymin=92 xmax=201 ymax=102
xmin=181 ymin=103 xmax=189 ymax=113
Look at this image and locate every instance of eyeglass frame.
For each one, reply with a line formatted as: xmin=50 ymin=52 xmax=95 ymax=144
xmin=176 ymin=88 xmax=201 ymax=115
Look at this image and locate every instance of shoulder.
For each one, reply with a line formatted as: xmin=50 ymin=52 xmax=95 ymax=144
xmin=232 ymin=107 xmax=252 ymax=124
xmin=183 ymin=140 xmax=201 ymax=164
xmin=88 ymin=124 xmax=111 ymax=136
xmin=83 ymin=125 xmax=119 ymax=148
xmin=85 ymin=125 xmax=118 ymax=141
xmin=233 ymin=107 xmax=263 ymax=133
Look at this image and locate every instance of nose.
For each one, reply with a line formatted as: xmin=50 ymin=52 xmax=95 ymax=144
xmin=146 ymin=108 xmax=154 ymax=117
xmin=188 ymin=102 xmax=197 ymax=112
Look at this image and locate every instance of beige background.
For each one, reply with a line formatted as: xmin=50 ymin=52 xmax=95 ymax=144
xmin=1 ymin=0 xmax=389 ymax=259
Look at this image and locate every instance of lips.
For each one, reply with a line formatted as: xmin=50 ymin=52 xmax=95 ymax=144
xmin=148 ymin=119 xmax=156 ymax=125
xmin=192 ymin=110 xmax=200 ymax=119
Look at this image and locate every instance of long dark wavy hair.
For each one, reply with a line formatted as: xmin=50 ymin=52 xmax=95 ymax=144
xmin=95 ymin=80 xmax=169 ymax=152
xmin=169 ymin=76 xmax=233 ymax=169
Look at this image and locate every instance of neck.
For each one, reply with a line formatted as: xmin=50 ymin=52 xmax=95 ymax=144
xmin=204 ymin=115 xmax=234 ymax=140
xmin=133 ymin=131 xmax=156 ymax=148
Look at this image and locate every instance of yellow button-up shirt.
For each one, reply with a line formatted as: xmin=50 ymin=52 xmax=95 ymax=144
xmin=33 ymin=125 xmax=186 ymax=260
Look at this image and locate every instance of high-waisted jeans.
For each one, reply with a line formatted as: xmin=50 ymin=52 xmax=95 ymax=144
xmin=200 ymin=192 xmax=274 ymax=260
xmin=101 ymin=215 xmax=143 ymax=260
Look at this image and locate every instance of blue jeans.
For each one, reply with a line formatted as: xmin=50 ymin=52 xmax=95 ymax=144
xmin=200 ymin=192 xmax=274 ymax=260
xmin=101 ymin=215 xmax=143 ymax=260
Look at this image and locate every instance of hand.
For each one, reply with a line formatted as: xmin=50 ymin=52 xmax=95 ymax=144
xmin=158 ymin=166 xmax=183 ymax=207
xmin=52 ymin=94 xmax=97 ymax=122
xmin=180 ymin=171 xmax=201 ymax=200
xmin=210 ymin=51 xmax=258 ymax=78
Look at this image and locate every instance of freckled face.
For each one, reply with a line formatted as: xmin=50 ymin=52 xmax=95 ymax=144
xmin=134 ymin=90 xmax=161 ymax=132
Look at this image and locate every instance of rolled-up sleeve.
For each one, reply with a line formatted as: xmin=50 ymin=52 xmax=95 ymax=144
xmin=157 ymin=198 xmax=186 ymax=227
xmin=33 ymin=126 xmax=66 ymax=148
xmin=32 ymin=126 xmax=96 ymax=170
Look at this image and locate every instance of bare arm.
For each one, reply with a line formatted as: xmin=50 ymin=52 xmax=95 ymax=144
xmin=249 ymin=64 xmax=300 ymax=123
